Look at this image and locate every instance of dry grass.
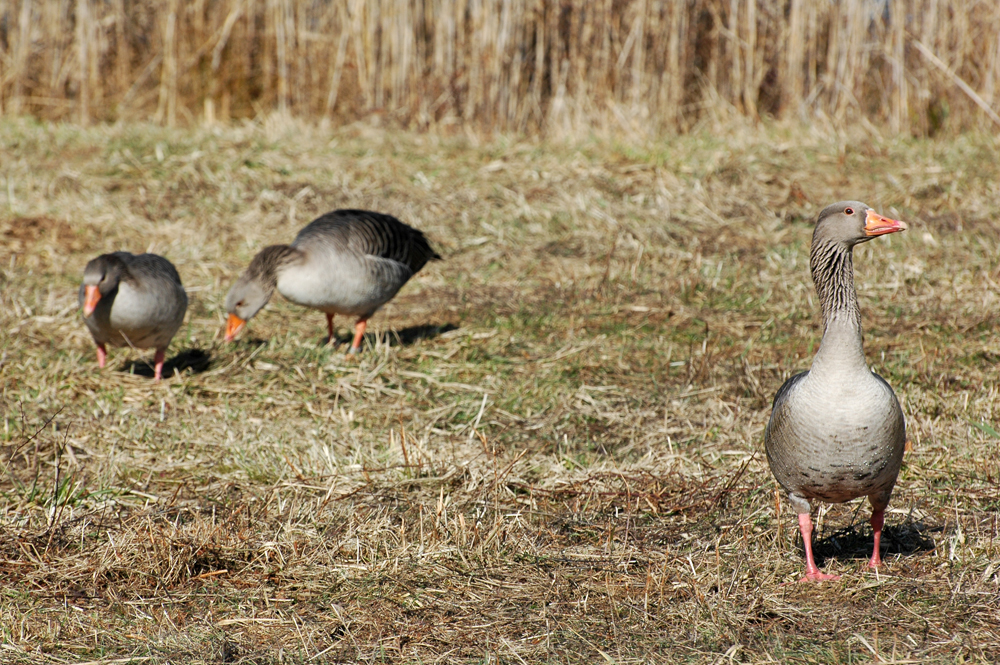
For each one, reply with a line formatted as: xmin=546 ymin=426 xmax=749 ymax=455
xmin=1 ymin=116 xmax=1000 ymax=663
xmin=4 ymin=0 xmax=1000 ymax=135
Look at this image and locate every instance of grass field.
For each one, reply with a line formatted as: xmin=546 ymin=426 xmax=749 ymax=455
xmin=1 ymin=117 xmax=999 ymax=663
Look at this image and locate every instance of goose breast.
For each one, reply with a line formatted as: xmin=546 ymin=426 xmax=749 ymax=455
xmin=767 ymin=370 xmax=904 ymax=506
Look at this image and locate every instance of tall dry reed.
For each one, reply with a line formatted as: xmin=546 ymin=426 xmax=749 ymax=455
xmin=1 ymin=0 xmax=999 ymax=135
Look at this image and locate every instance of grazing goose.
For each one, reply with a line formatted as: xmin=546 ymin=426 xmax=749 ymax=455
xmin=80 ymin=252 xmax=189 ymax=381
xmin=765 ymin=201 xmax=907 ymax=582
xmin=225 ymin=209 xmax=441 ymax=352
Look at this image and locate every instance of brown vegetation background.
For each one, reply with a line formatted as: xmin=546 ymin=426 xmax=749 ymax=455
xmin=2 ymin=0 xmax=1000 ymax=134
xmin=1 ymin=114 xmax=999 ymax=663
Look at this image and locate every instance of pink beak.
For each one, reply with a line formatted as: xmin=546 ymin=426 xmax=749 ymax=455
xmin=864 ymin=209 xmax=908 ymax=237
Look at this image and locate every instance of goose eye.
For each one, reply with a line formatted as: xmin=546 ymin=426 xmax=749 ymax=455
xmin=844 ymin=207 xmax=854 ymax=215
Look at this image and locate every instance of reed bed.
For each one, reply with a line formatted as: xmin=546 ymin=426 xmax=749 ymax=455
xmin=2 ymin=0 xmax=1000 ymax=134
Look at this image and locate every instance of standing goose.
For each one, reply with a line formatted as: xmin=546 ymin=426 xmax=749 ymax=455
xmin=225 ymin=209 xmax=441 ymax=352
xmin=80 ymin=252 xmax=189 ymax=381
xmin=765 ymin=201 xmax=907 ymax=582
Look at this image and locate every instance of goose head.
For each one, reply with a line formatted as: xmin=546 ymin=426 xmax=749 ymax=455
xmin=81 ymin=254 xmax=126 ymax=317
xmin=814 ymin=201 xmax=908 ymax=248
xmin=224 ymin=274 xmax=271 ymax=341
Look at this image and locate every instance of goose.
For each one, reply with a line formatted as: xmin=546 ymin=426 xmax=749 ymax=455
xmin=765 ymin=201 xmax=907 ymax=582
xmin=224 ymin=209 xmax=441 ymax=352
xmin=80 ymin=252 xmax=189 ymax=381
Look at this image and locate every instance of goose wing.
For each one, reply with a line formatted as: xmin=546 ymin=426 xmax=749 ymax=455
xmin=293 ymin=210 xmax=440 ymax=273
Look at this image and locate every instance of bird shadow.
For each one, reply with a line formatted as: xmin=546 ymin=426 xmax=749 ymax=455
xmin=811 ymin=518 xmax=939 ymax=567
xmin=119 ymin=348 xmax=213 ymax=378
xmin=324 ymin=323 xmax=459 ymax=349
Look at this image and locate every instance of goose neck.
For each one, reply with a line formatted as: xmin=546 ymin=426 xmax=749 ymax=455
xmin=248 ymin=244 xmax=301 ymax=290
xmin=809 ymin=239 xmax=868 ymax=373
xmin=810 ymin=239 xmax=862 ymax=330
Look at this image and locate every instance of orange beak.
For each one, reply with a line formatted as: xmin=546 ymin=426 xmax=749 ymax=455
xmin=225 ymin=313 xmax=246 ymax=341
xmin=83 ymin=285 xmax=101 ymax=317
xmin=864 ymin=209 xmax=908 ymax=236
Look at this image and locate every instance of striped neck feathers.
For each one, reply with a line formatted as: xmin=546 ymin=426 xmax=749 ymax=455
xmin=809 ymin=237 xmax=869 ymax=372
xmin=245 ymin=244 xmax=302 ymax=291
xmin=810 ymin=237 xmax=862 ymax=332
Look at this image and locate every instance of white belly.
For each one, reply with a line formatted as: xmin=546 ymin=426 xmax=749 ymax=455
xmin=276 ymin=253 xmax=412 ymax=318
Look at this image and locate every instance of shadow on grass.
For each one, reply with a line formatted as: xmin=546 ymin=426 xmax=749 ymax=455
xmin=326 ymin=322 xmax=459 ymax=349
xmin=812 ymin=519 xmax=939 ymax=567
xmin=120 ymin=348 xmax=213 ymax=378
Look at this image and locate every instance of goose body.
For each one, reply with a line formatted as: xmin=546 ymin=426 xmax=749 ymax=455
xmin=225 ymin=209 xmax=440 ymax=351
xmin=764 ymin=201 xmax=907 ymax=582
xmin=79 ymin=252 xmax=188 ymax=381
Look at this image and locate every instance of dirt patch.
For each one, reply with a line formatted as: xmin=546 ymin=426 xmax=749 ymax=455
xmin=0 ymin=216 xmax=92 ymax=257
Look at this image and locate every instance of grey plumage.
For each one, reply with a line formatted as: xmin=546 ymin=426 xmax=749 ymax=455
xmin=296 ymin=209 xmax=441 ymax=274
xmin=764 ymin=201 xmax=907 ymax=581
xmin=79 ymin=252 xmax=188 ymax=380
xmin=224 ymin=209 xmax=441 ymax=350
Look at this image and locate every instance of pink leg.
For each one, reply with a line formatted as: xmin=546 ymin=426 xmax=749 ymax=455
xmin=326 ymin=313 xmax=336 ymax=345
xmin=869 ymin=509 xmax=885 ymax=568
xmin=349 ymin=318 xmax=367 ymax=354
xmin=798 ymin=513 xmax=840 ymax=582
xmin=153 ymin=349 xmax=166 ymax=381
xmin=96 ymin=343 xmax=107 ymax=369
